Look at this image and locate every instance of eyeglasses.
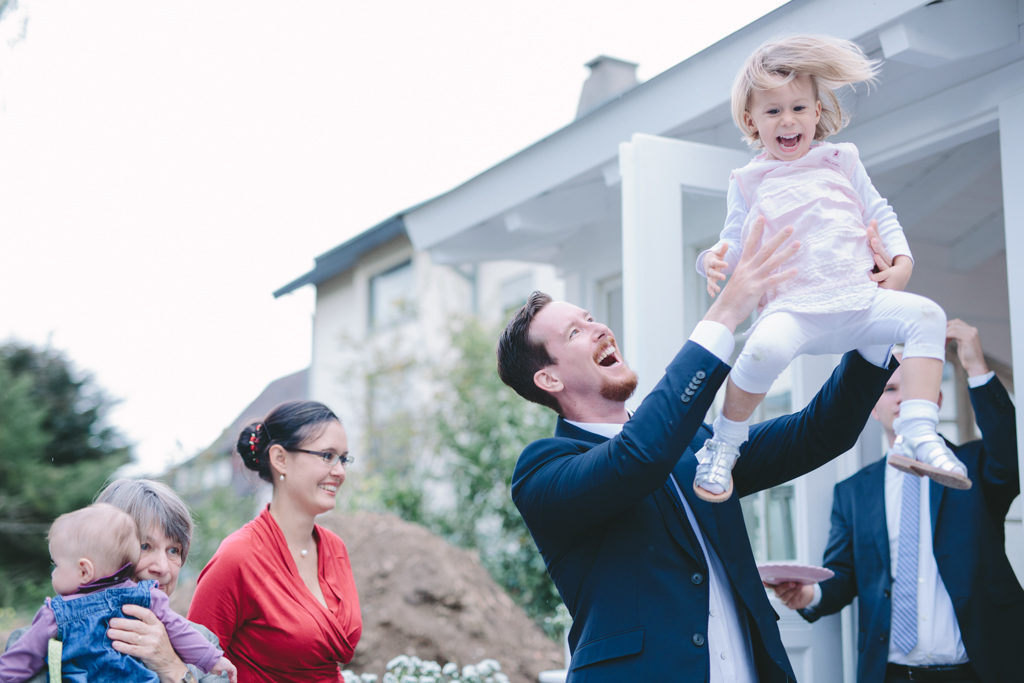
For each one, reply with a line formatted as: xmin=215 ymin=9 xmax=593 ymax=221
xmin=291 ymin=448 xmax=355 ymax=468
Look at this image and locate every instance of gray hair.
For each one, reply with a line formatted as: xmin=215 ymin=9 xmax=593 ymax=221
xmin=96 ymin=478 xmax=195 ymax=563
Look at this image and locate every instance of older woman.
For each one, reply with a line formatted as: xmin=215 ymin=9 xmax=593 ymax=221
xmin=4 ymin=478 xmax=219 ymax=683
xmin=187 ymin=400 xmax=362 ymax=683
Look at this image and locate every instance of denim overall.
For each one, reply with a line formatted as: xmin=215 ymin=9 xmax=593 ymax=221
xmin=48 ymin=579 xmax=159 ymax=683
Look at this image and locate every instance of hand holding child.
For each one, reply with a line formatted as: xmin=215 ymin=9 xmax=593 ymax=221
xmin=212 ymin=657 xmax=238 ymax=683
xmin=866 ymin=220 xmax=912 ymax=290
xmin=704 ymin=242 xmax=729 ymax=298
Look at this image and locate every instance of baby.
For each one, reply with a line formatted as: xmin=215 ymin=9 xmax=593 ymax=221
xmin=693 ymin=35 xmax=970 ymax=501
xmin=0 ymin=503 xmax=236 ymax=683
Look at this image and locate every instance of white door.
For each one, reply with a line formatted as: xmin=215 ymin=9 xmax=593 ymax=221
xmin=618 ymin=132 xmax=862 ymax=683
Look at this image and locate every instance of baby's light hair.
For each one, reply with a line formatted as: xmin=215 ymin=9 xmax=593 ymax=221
xmin=732 ymin=34 xmax=880 ymax=148
xmin=48 ymin=503 xmax=141 ymax=578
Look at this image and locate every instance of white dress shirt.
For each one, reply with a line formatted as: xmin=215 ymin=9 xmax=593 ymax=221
xmin=567 ymin=320 xmax=758 ymax=683
xmin=883 ymin=459 xmax=968 ymax=666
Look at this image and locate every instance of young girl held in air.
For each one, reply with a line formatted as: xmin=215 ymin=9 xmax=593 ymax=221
xmin=693 ymin=34 xmax=969 ymax=502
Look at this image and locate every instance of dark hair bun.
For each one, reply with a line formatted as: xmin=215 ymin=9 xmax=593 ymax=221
xmin=235 ymin=401 xmax=340 ymax=484
xmin=237 ymin=421 xmax=271 ymax=481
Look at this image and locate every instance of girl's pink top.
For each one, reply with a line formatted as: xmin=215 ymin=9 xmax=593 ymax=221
xmin=696 ymin=142 xmax=912 ymax=319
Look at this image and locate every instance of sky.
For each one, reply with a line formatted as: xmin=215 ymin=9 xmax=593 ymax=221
xmin=0 ymin=0 xmax=789 ymax=474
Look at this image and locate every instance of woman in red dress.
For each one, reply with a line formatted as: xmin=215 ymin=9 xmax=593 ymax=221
xmin=188 ymin=401 xmax=362 ymax=683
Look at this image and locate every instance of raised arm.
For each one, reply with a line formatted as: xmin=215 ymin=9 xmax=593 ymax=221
xmin=733 ymin=350 xmax=896 ymax=497
xmin=513 ymin=342 xmax=729 ymax=541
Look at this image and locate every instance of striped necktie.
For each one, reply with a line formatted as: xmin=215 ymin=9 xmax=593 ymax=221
xmin=891 ymin=471 xmax=920 ymax=655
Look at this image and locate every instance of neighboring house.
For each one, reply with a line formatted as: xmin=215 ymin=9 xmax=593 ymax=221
xmin=164 ymin=368 xmax=309 ymax=505
xmin=273 ymin=217 xmax=563 ymax=477
xmin=285 ymin=2 xmax=1021 ymax=681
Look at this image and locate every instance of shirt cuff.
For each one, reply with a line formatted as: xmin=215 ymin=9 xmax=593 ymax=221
xmin=967 ymin=371 xmax=995 ymax=388
xmin=856 ymin=344 xmax=894 ymax=369
xmin=809 ymin=583 xmax=822 ymax=609
xmin=690 ymin=321 xmax=735 ymax=364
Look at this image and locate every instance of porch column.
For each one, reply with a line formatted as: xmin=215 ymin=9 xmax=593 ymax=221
xmin=999 ymin=91 xmax=1024 ymax=544
xmin=619 ymin=136 xmax=687 ymax=404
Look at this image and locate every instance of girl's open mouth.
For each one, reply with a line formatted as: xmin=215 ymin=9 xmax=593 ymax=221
xmin=778 ymin=133 xmax=801 ymax=151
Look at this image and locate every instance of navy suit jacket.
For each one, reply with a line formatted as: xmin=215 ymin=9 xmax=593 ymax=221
xmin=511 ymin=341 xmax=896 ymax=683
xmin=800 ymin=377 xmax=1022 ymax=683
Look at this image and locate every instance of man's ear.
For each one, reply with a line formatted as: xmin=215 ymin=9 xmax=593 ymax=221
xmin=534 ymin=367 xmax=563 ymax=396
xmin=870 ymin=406 xmax=880 ymax=422
xmin=78 ymin=558 xmax=96 ymax=585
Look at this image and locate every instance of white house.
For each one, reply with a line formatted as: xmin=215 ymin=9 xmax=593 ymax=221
xmin=274 ymin=216 xmax=563 ymax=473
xmin=372 ymin=1 xmax=1023 ymax=681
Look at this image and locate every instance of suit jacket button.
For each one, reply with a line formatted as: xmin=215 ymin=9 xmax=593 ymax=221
xmin=883 ymin=589 xmax=890 ymax=599
xmin=695 ymin=371 xmax=706 ymax=379
xmin=880 ymin=633 xmax=887 ymax=643
xmin=681 ymin=394 xmax=691 ymax=403
xmin=692 ymin=633 xmax=705 ymax=647
xmin=691 ymin=572 xmax=704 ymax=585
xmin=685 ymin=387 xmax=695 ymax=396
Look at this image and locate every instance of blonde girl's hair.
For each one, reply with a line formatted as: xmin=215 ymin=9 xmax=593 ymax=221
xmin=732 ymin=34 xmax=880 ymax=148
xmin=48 ymin=503 xmax=141 ymax=577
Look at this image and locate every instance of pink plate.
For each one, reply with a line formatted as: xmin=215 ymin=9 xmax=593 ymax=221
xmin=757 ymin=563 xmax=834 ymax=585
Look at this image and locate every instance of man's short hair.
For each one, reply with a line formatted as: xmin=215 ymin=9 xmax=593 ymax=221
xmin=496 ymin=291 xmax=562 ymax=414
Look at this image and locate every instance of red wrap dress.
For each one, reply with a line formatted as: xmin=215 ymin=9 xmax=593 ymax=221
xmin=188 ymin=506 xmax=361 ymax=683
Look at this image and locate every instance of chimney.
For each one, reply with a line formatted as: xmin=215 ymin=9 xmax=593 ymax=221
xmin=576 ymin=55 xmax=639 ymax=120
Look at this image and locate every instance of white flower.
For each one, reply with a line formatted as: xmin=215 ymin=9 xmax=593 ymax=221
xmin=401 ymin=676 xmax=418 ymax=683
xmin=462 ymin=665 xmax=478 ymax=679
xmin=420 ymin=677 xmax=436 ymax=683
xmin=341 ymin=671 xmax=359 ymax=683
xmin=493 ymin=674 xmax=509 ymax=683
xmin=441 ymin=662 xmax=458 ymax=676
xmin=383 ymin=674 xmax=398 ymax=683
xmin=387 ymin=656 xmax=410 ymax=670
xmin=361 ymin=675 xmax=379 ymax=683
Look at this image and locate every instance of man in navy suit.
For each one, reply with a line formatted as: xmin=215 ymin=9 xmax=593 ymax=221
xmin=496 ymin=225 xmax=898 ymax=682
xmin=772 ymin=320 xmax=1022 ymax=683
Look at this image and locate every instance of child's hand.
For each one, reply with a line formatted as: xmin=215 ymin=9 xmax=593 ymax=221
xmin=212 ymin=657 xmax=237 ymax=683
xmin=704 ymin=243 xmax=729 ymax=298
xmin=866 ymin=220 xmax=912 ymax=290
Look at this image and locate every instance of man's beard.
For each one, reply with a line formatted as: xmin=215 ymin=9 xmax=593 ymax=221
xmin=600 ymin=368 xmax=639 ymax=402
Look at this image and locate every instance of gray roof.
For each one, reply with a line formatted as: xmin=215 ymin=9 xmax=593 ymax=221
xmin=274 ymin=215 xmax=407 ymax=297
xmin=210 ymin=368 xmax=309 ymax=455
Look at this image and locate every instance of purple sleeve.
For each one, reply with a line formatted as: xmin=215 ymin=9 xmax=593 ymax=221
xmin=148 ymin=587 xmax=223 ymax=672
xmin=0 ymin=601 xmax=57 ymax=682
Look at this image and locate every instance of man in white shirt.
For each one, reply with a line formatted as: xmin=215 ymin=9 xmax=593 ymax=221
xmin=497 ymin=223 xmax=898 ymax=682
xmin=773 ymin=320 xmax=1022 ymax=683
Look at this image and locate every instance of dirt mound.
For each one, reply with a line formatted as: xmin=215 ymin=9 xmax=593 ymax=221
xmin=173 ymin=511 xmax=563 ymax=683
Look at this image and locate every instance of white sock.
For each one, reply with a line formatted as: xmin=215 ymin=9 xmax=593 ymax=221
xmin=893 ymin=399 xmax=940 ymax=443
xmin=712 ymin=413 xmax=751 ymax=450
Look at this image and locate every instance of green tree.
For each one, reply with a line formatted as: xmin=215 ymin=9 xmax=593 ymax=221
xmin=0 ymin=343 xmax=130 ymax=606
xmin=430 ymin=317 xmax=560 ymax=624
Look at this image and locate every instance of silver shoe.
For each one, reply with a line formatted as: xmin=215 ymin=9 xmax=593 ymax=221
xmin=693 ymin=438 xmax=739 ymax=502
xmin=888 ymin=433 xmax=971 ymax=490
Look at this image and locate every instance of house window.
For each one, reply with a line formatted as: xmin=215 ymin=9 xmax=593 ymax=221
xmin=500 ymin=272 xmax=534 ymax=318
xmin=370 ymin=260 xmax=415 ymax=331
xmin=366 ymin=365 xmax=416 ymax=466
